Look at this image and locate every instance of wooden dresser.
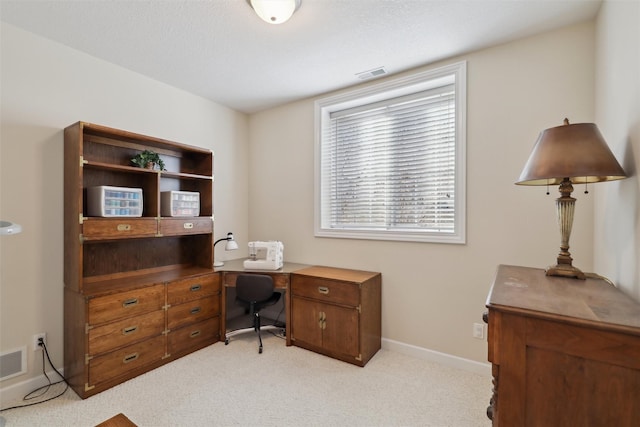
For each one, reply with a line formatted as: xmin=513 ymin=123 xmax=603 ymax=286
xmin=64 ymin=122 xmax=218 ymax=398
xmin=485 ymin=264 xmax=640 ymax=426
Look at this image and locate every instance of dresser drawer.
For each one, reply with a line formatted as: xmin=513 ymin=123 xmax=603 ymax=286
xmin=89 ymin=310 xmax=165 ymax=355
xmin=167 ymin=274 xmax=219 ymax=305
xmin=82 ymin=218 xmax=158 ymax=240
xmin=168 ymin=317 xmax=219 ymax=354
xmin=159 ymin=217 xmax=213 ymax=236
xmin=168 ymin=296 xmax=219 ymax=330
xmin=88 ymin=335 xmax=165 ymax=386
xmin=88 ymin=284 xmax=165 ymax=325
xmin=291 ymin=276 xmax=360 ymax=306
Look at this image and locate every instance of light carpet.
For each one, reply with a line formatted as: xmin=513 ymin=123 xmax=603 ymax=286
xmin=1 ymin=333 xmax=492 ymax=426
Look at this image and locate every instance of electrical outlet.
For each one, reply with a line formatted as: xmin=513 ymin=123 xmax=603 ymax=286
xmin=32 ymin=333 xmax=46 ymax=351
xmin=472 ymin=323 xmax=484 ymax=340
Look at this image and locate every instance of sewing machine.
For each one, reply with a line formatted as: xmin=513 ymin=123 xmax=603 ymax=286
xmin=243 ymin=241 xmax=284 ymax=270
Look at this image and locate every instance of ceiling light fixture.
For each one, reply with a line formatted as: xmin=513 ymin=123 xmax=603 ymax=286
xmin=248 ymin=0 xmax=301 ymax=25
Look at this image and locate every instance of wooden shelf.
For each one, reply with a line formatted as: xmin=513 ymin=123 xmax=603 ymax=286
xmin=64 ymin=121 xmax=218 ymax=398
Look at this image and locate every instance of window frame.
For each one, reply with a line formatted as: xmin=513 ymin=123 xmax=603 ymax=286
xmin=314 ymin=61 xmax=467 ymax=244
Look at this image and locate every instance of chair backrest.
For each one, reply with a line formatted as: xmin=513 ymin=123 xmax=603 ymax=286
xmin=235 ymin=274 xmax=275 ymax=304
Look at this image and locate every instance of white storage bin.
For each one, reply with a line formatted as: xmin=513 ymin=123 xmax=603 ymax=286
xmin=161 ymin=191 xmax=200 ymax=217
xmin=87 ymin=186 xmax=143 ymax=217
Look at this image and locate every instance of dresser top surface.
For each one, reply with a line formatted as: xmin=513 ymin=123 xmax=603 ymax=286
xmin=487 ymin=264 xmax=640 ymax=332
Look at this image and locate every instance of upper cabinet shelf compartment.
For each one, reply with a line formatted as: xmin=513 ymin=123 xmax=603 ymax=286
xmin=79 ymin=122 xmax=213 ymax=177
xmin=64 ymin=122 xmax=214 ymax=221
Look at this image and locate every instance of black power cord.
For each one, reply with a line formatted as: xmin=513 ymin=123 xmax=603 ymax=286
xmin=0 ymin=339 xmax=69 ymax=412
xmin=265 ymin=304 xmax=286 ymax=340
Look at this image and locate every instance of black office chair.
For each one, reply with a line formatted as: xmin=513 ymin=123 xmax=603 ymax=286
xmin=224 ymin=274 xmax=281 ymax=353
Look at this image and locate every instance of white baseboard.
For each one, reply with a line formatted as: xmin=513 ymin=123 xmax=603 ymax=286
xmin=0 ymin=368 xmax=66 ymax=409
xmin=382 ymin=338 xmax=491 ymax=377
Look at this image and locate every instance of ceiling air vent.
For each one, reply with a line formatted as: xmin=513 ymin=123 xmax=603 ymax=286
xmin=355 ymin=67 xmax=387 ymax=80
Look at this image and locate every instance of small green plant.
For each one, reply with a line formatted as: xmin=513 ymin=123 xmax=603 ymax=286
xmin=131 ymin=150 xmax=165 ymax=171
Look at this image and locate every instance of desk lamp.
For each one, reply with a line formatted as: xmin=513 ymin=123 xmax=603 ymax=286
xmin=516 ymin=119 xmax=626 ymax=279
xmin=213 ymin=232 xmax=239 ymax=267
xmin=0 ymin=220 xmax=22 ymax=235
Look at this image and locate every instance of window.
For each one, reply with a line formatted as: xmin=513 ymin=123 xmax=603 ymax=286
xmin=315 ymin=62 xmax=466 ymax=244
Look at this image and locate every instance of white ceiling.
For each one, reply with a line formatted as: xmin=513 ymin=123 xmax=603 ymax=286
xmin=1 ymin=0 xmax=602 ymax=114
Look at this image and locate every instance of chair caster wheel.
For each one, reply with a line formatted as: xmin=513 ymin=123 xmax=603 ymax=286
xmin=259 ymin=347 xmax=263 ymax=354
xmin=225 ymin=339 xmax=229 ymax=345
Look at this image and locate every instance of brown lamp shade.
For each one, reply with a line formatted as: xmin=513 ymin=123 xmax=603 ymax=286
xmin=516 ymin=121 xmax=626 ymax=185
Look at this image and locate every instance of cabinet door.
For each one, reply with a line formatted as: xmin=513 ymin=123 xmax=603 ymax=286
xmin=291 ymin=298 xmax=323 ymax=348
xmin=322 ymin=303 xmax=359 ymax=358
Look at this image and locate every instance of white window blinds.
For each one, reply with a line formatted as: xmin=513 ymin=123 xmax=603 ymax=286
xmin=315 ymin=61 xmax=466 ymax=244
xmin=324 ymin=85 xmax=455 ymax=233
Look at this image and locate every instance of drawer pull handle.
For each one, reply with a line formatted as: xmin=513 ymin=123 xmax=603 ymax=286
xmin=122 ymin=326 xmax=138 ymax=335
xmin=190 ymin=306 xmax=201 ymax=315
xmin=183 ymin=222 xmax=194 ymax=229
xmin=318 ymin=286 xmax=329 ymax=295
xmin=122 ymin=298 xmax=139 ymax=308
xmin=117 ymin=224 xmax=131 ymax=231
xmin=190 ymin=284 xmax=202 ymax=292
xmin=123 ymin=352 xmax=139 ymax=363
xmin=190 ymin=330 xmax=201 ymax=338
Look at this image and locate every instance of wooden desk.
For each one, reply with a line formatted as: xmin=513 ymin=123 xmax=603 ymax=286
xmin=215 ymin=259 xmax=310 ymax=346
xmin=485 ymin=264 xmax=640 ymax=426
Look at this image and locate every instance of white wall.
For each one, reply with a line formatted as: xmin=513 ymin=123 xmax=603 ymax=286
xmin=248 ymin=21 xmax=597 ymax=362
xmin=594 ymin=0 xmax=640 ymax=300
xmin=0 ymin=23 xmax=249 ymax=388
xmin=2 ymin=12 xmax=621 ymax=393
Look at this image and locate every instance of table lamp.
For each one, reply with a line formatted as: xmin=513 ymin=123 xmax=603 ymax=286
xmin=213 ymin=232 xmax=239 ymax=267
xmin=516 ymin=118 xmax=626 ymax=279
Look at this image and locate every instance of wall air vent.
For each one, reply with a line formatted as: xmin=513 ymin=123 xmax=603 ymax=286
xmin=0 ymin=346 xmax=26 ymax=380
xmin=355 ymin=67 xmax=387 ymax=80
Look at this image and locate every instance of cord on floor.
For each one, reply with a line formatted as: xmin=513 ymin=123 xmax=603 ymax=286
xmin=0 ymin=339 xmax=69 ymax=412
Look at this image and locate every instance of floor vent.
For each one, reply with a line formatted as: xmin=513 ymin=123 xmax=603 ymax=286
xmin=355 ymin=66 xmax=387 ymax=80
xmin=0 ymin=346 xmax=26 ymax=381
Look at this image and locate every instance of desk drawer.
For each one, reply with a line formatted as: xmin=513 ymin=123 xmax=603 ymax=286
xmin=159 ymin=217 xmax=212 ymax=236
xmin=168 ymin=297 xmax=219 ymax=330
xmin=291 ymin=276 xmax=360 ymax=306
xmin=223 ymin=272 xmax=288 ymax=289
xmin=82 ymin=218 xmax=158 ymax=240
xmin=167 ymin=274 xmax=219 ymax=305
xmin=168 ymin=317 xmax=219 ymax=354
xmin=88 ymin=335 xmax=165 ymax=386
xmin=88 ymin=310 xmax=165 ymax=355
xmin=88 ymin=284 xmax=165 ymax=325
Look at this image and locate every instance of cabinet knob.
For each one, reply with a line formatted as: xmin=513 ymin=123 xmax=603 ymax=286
xmin=318 ymin=311 xmax=327 ymax=329
xmin=190 ymin=330 xmax=201 ymax=338
xmin=318 ymin=286 xmax=329 ymax=295
xmin=190 ymin=306 xmax=201 ymax=315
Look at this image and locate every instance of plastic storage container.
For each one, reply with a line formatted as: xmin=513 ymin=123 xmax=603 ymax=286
xmin=86 ymin=186 xmax=143 ymax=217
xmin=161 ymin=191 xmax=200 ymax=217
